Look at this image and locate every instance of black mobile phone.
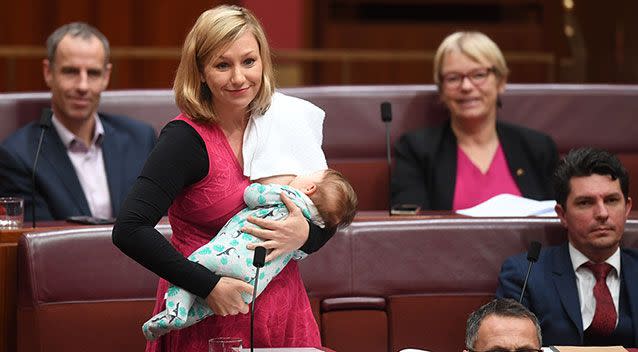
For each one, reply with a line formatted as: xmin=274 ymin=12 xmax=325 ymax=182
xmin=66 ymin=215 xmax=116 ymax=225
xmin=390 ymin=204 xmax=421 ymax=215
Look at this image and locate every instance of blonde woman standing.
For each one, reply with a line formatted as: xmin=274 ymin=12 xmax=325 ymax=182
xmin=113 ymin=6 xmax=329 ymax=351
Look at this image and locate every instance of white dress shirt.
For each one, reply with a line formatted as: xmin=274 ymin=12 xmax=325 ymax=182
xmin=569 ymin=243 xmax=621 ymax=330
xmin=51 ymin=114 xmax=113 ymax=219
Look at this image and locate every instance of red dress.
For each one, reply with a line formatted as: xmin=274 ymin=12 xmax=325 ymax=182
xmin=146 ymin=114 xmax=321 ymax=352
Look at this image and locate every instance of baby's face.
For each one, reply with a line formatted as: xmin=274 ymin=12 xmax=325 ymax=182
xmin=289 ymin=170 xmax=326 ymax=194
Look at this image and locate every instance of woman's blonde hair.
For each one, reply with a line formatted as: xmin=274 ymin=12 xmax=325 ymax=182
xmin=174 ymin=5 xmax=275 ymax=123
xmin=433 ymin=31 xmax=509 ymax=88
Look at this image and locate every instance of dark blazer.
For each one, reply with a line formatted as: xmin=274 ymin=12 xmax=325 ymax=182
xmin=0 ymin=113 xmax=156 ymax=221
xmin=496 ymin=244 xmax=638 ymax=346
xmin=391 ymin=120 xmax=558 ymax=210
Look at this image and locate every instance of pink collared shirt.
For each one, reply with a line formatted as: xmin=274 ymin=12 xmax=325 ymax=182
xmin=452 ymin=143 xmax=522 ymax=210
xmin=51 ymin=115 xmax=112 ymax=219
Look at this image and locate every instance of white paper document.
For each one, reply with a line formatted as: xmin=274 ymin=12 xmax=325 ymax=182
xmin=456 ymin=194 xmax=557 ymax=217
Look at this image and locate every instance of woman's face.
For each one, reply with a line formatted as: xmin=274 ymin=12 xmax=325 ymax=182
xmin=439 ymin=50 xmax=505 ymax=123
xmin=202 ymin=31 xmax=263 ymax=116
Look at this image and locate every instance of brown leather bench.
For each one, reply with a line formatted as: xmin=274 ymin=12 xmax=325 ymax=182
xmin=3 ymin=85 xmax=638 ymax=210
xmin=297 ymin=216 xmax=638 ymax=352
xmin=17 ymin=217 xmax=638 ymax=352
xmin=17 ymin=225 xmax=171 ymax=352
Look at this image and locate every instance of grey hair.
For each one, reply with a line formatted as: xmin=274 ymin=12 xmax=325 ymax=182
xmin=466 ymin=298 xmax=542 ymax=349
xmin=46 ymin=22 xmax=110 ymax=67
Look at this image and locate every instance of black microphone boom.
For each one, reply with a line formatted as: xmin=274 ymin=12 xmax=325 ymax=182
xmin=31 ymin=108 xmax=52 ymax=227
xmin=519 ymin=241 xmax=541 ymax=303
xmin=250 ymin=246 xmax=266 ymax=351
xmin=380 ymin=102 xmax=392 ymax=215
xmin=526 ymin=241 xmax=541 ymax=262
xmin=381 ymin=102 xmax=392 ymax=122
xmin=253 ymin=246 xmax=266 ymax=268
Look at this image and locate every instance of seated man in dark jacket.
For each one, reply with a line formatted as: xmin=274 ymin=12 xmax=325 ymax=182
xmin=0 ymin=22 xmax=156 ymax=221
xmin=497 ymin=148 xmax=638 ymax=347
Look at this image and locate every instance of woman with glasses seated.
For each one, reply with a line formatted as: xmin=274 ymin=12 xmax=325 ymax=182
xmin=391 ymin=31 xmax=558 ymax=211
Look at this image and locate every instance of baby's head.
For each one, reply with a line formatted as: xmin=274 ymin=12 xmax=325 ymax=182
xmin=289 ymin=169 xmax=358 ymax=230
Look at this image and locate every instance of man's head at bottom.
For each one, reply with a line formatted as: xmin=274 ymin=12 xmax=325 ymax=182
xmin=464 ymin=298 xmax=542 ymax=352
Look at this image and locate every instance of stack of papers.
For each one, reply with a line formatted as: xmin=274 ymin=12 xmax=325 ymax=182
xmin=456 ymin=194 xmax=557 ymax=217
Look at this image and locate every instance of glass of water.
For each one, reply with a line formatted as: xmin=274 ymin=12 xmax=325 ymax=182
xmin=0 ymin=197 xmax=24 ymax=229
xmin=208 ymin=337 xmax=242 ymax=352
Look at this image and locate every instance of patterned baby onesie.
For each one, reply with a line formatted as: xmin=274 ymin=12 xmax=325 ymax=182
xmin=143 ymin=183 xmax=323 ymax=340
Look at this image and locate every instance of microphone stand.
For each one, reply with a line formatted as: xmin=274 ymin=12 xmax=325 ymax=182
xmin=250 ymin=267 xmax=261 ymax=352
xmin=519 ymin=241 xmax=541 ymax=303
xmin=31 ymin=108 xmax=52 ymax=228
xmin=385 ymin=120 xmax=391 ymax=216
xmin=250 ymin=246 xmax=266 ymax=352
xmin=519 ymin=261 xmax=534 ymax=303
xmin=380 ymin=102 xmax=393 ymax=216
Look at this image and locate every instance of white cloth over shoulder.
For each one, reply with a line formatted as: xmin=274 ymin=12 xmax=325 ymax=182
xmin=243 ymin=92 xmax=327 ymax=180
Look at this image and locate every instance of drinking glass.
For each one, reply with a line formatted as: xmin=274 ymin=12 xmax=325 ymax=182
xmin=208 ymin=337 xmax=242 ymax=352
xmin=0 ymin=197 xmax=23 ymax=229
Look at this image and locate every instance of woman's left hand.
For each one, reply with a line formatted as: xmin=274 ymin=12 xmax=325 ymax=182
xmin=243 ymin=192 xmax=309 ymax=262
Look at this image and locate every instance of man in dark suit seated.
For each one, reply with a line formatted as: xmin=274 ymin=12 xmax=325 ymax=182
xmin=464 ymin=298 xmax=542 ymax=352
xmin=0 ymin=22 xmax=156 ymax=221
xmin=497 ymin=147 xmax=638 ymax=347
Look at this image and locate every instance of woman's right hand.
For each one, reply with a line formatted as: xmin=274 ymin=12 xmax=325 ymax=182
xmin=205 ymin=277 xmax=254 ymax=316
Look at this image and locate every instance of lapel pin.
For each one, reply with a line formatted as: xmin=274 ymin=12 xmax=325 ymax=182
xmin=516 ymin=168 xmax=525 ymax=176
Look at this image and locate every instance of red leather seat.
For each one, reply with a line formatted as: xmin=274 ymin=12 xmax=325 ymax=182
xmin=17 ymin=225 xmax=171 ymax=352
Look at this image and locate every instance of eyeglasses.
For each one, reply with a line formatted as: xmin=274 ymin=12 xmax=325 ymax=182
xmin=467 ymin=349 xmax=542 ymax=352
xmin=440 ymin=67 xmax=495 ymax=89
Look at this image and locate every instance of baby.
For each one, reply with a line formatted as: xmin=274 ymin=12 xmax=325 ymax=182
xmin=143 ymin=168 xmax=357 ymax=340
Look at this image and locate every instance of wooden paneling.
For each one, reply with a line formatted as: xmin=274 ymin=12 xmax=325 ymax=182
xmin=574 ymin=0 xmax=638 ymax=83
xmin=1 ymin=1 xmax=637 ymax=90
xmin=0 ymin=244 xmax=17 ymax=352
xmin=125 ymin=0 xmax=218 ymax=89
xmin=0 ymin=0 xmax=229 ymax=91
xmin=5 ymin=59 xmax=47 ymax=92
xmin=312 ymin=0 xmax=564 ymax=84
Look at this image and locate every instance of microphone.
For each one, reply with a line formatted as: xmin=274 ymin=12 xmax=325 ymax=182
xmin=519 ymin=241 xmax=541 ymax=303
xmin=31 ymin=108 xmax=52 ymax=227
xmin=250 ymin=246 xmax=266 ymax=352
xmin=380 ymin=102 xmax=392 ymax=216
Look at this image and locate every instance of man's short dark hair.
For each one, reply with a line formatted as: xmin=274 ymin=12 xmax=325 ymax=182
xmin=553 ymin=147 xmax=629 ymax=208
xmin=465 ymin=298 xmax=542 ymax=350
xmin=46 ymin=22 xmax=110 ymax=67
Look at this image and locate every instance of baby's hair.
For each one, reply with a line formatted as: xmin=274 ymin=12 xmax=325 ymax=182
xmin=312 ymin=169 xmax=358 ymax=230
